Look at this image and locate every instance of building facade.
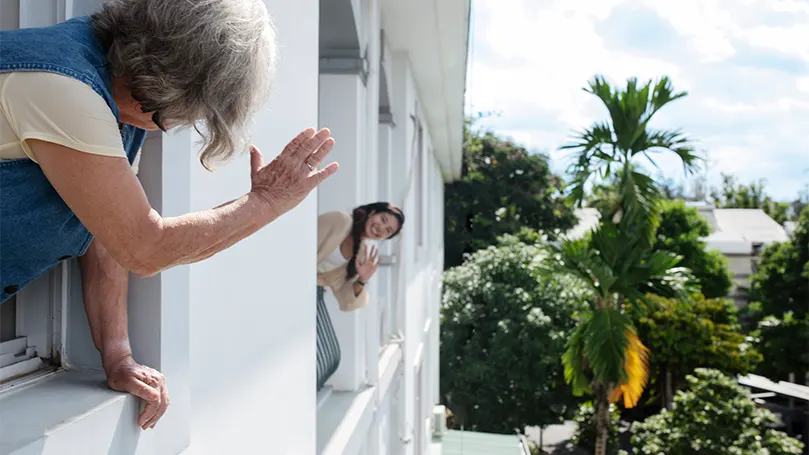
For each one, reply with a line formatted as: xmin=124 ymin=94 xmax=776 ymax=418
xmin=0 ymin=1 xmax=469 ymax=455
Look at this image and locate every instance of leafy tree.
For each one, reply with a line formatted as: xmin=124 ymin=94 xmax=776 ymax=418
xmin=747 ymin=206 xmax=809 ymax=382
xmin=629 ymin=368 xmax=804 ymax=455
xmin=440 ymin=236 xmax=587 ymax=433
xmin=655 ymin=200 xmax=733 ymax=299
xmin=443 ymin=120 xmax=573 ymax=269
xmin=711 ymin=173 xmax=790 ymax=224
xmin=755 ymin=313 xmax=809 ymax=383
xmin=550 ymin=75 xmax=699 ymax=455
xmin=636 ymin=294 xmax=761 ymax=409
xmin=593 ymin=180 xmax=732 ymax=298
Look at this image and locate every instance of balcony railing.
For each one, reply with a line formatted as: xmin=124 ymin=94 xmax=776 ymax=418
xmin=316 ymin=286 xmax=341 ymax=390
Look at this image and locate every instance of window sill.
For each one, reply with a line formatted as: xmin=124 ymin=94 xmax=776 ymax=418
xmin=0 ymin=370 xmax=149 ymax=455
xmin=316 ymin=343 xmax=403 ymax=455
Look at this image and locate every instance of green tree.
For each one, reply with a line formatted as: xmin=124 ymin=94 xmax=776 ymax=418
xmin=592 ymin=180 xmax=732 ymax=298
xmin=440 ymin=236 xmax=587 ymax=433
xmin=656 ymin=200 xmax=733 ymax=298
xmin=629 ymin=368 xmax=804 ymax=455
xmin=711 ymin=173 xmax=790 ymax=224
xmin=549 ymin=75 xmax=699 ymax=455
xmin=443 ymin=120 xmax=573 ymax=269
xmin=746 ymin=207 xmax=809 ymax=381
xmin=636 ymin=294 xmax=761 ymax=409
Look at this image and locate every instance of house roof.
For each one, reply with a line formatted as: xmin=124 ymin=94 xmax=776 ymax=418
xmin=381 ymin=0 xmax=470 ymax=182
xmin=433 ymin=430 xmax=527 ymax=455
xmin=565 ymin=207 xmax=788 ymax=255
xmin=710 ymin=209 xmax=789 ymax=244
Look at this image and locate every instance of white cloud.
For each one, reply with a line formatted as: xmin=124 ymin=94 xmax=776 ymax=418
xmin=467 ymin=0 xmax=809 ymax=200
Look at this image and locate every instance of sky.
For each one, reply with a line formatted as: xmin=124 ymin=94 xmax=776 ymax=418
xmin=466 ymin=0 xmax=809 ymax=201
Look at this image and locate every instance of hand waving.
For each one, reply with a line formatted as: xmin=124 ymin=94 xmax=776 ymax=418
xmin=356 ymin=244 xmax=380 ymax=282
xmin=249 ymin=128 xmax=339 ymax=219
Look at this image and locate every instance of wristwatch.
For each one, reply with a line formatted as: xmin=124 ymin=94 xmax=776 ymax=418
xmin=357 ymin=279 xmax=367 ymax=286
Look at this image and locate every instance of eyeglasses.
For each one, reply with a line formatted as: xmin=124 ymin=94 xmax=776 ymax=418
xmin=152 ymin=111 xmax=167 ymax=132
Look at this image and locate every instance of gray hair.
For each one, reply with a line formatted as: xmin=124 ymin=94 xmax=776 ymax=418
xmin=92 ymin=0 xmax=277 ymax=169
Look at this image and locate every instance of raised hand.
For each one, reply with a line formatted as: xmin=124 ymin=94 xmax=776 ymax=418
xmin=249 ymin=128 xmax=339 ymax=219
xmin=356 ymin=244 xmax=380 ymax=283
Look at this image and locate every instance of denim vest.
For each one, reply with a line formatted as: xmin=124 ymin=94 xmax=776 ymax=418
xmin=0 ymin=17 xmax=147 ymax=303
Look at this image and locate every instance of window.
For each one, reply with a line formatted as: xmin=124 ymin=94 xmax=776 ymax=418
xmin=0 ymin=265 xmax=66 ymax=391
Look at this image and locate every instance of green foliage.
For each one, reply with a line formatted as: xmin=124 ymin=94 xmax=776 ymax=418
xmin=711 ymin=173 xmax=791 ymax=224
xmin=629 ymin=368 xmax=804 ymax=455
xmin=443 ymin=121 xmax=573 ymax=269
xmin=572 ymin=401 xmax=621 ymax=454
xmin=655 ymin=200 xmax=733 ymax=298
xmin=636 ymin=294 xmax=762 ymax=405
xmin=749 ymin=207 xmax=808 ymax=320
xmin=747 ymin=207 xmax=809 ymax=381
xmin=561 ymin=75 xmax=698 ymax=212
xmin=553 ymin=74 xmax=698 ymax=455
xmin=755 ymin=313 xmax=809 ymax=382
xmin=440 ymin=238 xmax=588 ymax=433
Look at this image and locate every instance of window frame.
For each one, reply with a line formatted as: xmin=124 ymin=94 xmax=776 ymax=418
xmin=0 ymin=262 xmax=69 ymax=391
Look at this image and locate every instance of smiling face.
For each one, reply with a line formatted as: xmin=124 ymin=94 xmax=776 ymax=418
xmin=364 ymin=210 xmax=401 ymax=241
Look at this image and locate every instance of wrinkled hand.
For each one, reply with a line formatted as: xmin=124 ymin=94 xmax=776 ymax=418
xmin=249 ymin=128 xmax=339 ymax=219
xmin=356 ymin=244 xmax=380 ymax=282
xmin=105 ymin=355 xmax=169 ymax=430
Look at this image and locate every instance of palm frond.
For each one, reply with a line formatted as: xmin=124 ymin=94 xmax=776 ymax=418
xmin=608 ymin=329 xmax=650 ymax=408
xmin=582 ymin=309 xmax=631 ymax=386
xmin=560 ymin=122 xmax=616 ymax=207
xmin=563 ymin=319 xmax=592 ymax=396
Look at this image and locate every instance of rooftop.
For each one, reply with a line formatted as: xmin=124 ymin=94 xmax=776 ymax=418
xmin=567 ymin=206 xmax=789 ymax=255
xmin=432 ymin=430 xmax=528 ymax=455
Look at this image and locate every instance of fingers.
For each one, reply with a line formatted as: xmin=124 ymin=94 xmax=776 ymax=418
xmin=307 ymin=137 xmax=335 ymax=167
xmin=285 ymin=128 xmax=316 ymax=155
xmin=298 ymin=128 xmax=331 ymax=159
xmin=144 ymin=377 xmax=170 ymax=429
xmin=249 ymin=145 xmax=264 ymax=175
xmin=308 ymin=162 xmax=339 ymax=188
xmin=128 ymin=378 xmax=161 ymax=429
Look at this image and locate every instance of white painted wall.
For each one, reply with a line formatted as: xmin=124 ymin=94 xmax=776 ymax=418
xmin=185 ymin=1 xmax=319 ymax=454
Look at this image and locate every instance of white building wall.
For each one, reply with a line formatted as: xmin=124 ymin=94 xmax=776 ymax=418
xmin=185 ymin=1 xmax=320 ymax=454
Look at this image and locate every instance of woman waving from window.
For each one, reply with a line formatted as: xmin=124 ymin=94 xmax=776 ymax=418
xmin=317 ymin=203 xmax=405 ymax=311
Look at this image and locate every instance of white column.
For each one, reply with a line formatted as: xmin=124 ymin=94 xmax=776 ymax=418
xmin=377 ymin=123 xmax=394 ymax=343
xmin=319 ymin=73 xmax=368 ymax=391
xmin=389 ymin=50 xmax=417 ymax=455
xmin=363 ymin=0 xmax=382 ymax=390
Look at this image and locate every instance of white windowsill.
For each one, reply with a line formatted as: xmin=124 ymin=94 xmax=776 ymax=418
xmin=316 ymin=343 xmax=403 ymax=455
xmin=0 ymin=370 xmax=148 ymax=455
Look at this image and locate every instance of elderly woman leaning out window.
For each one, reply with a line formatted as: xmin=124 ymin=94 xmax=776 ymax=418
xmin=317 ymin=203 xmax=405 ymax=311
xmin=0 ymin=0 xmax=338 ymax=430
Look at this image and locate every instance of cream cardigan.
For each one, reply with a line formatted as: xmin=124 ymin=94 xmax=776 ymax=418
xmin=317 ymin=211 xmax=369 ymax=312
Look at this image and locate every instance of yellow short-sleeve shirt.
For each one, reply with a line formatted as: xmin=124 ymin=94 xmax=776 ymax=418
xmin=0 ymin=71 xmax=141 ymax=173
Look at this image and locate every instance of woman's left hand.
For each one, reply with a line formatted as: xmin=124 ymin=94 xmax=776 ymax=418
xmin=356 ymin=244 xmax=380 ymax=283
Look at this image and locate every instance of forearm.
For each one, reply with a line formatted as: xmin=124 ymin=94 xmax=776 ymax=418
xmin=136 ymin=192 xmax=276 ymax=275
xmin=78 ymin=240 xmax=132 ymax=368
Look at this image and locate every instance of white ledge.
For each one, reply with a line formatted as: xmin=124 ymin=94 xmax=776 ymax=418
xmin=317 ymin=343 xmax=403 ymax=455
xmin=0 ymin=370 xmax=150 ymax=455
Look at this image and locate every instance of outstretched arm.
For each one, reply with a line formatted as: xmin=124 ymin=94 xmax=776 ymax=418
xmin=33 ymin=128 xmax=338 ymax=277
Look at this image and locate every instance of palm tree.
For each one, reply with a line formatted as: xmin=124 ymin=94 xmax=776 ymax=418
xmin=549 ymin=75 xmax=699 ymax=455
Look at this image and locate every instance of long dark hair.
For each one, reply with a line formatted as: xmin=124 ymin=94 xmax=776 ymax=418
xmin=345 ymin=202 xmax=405 ymax=279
